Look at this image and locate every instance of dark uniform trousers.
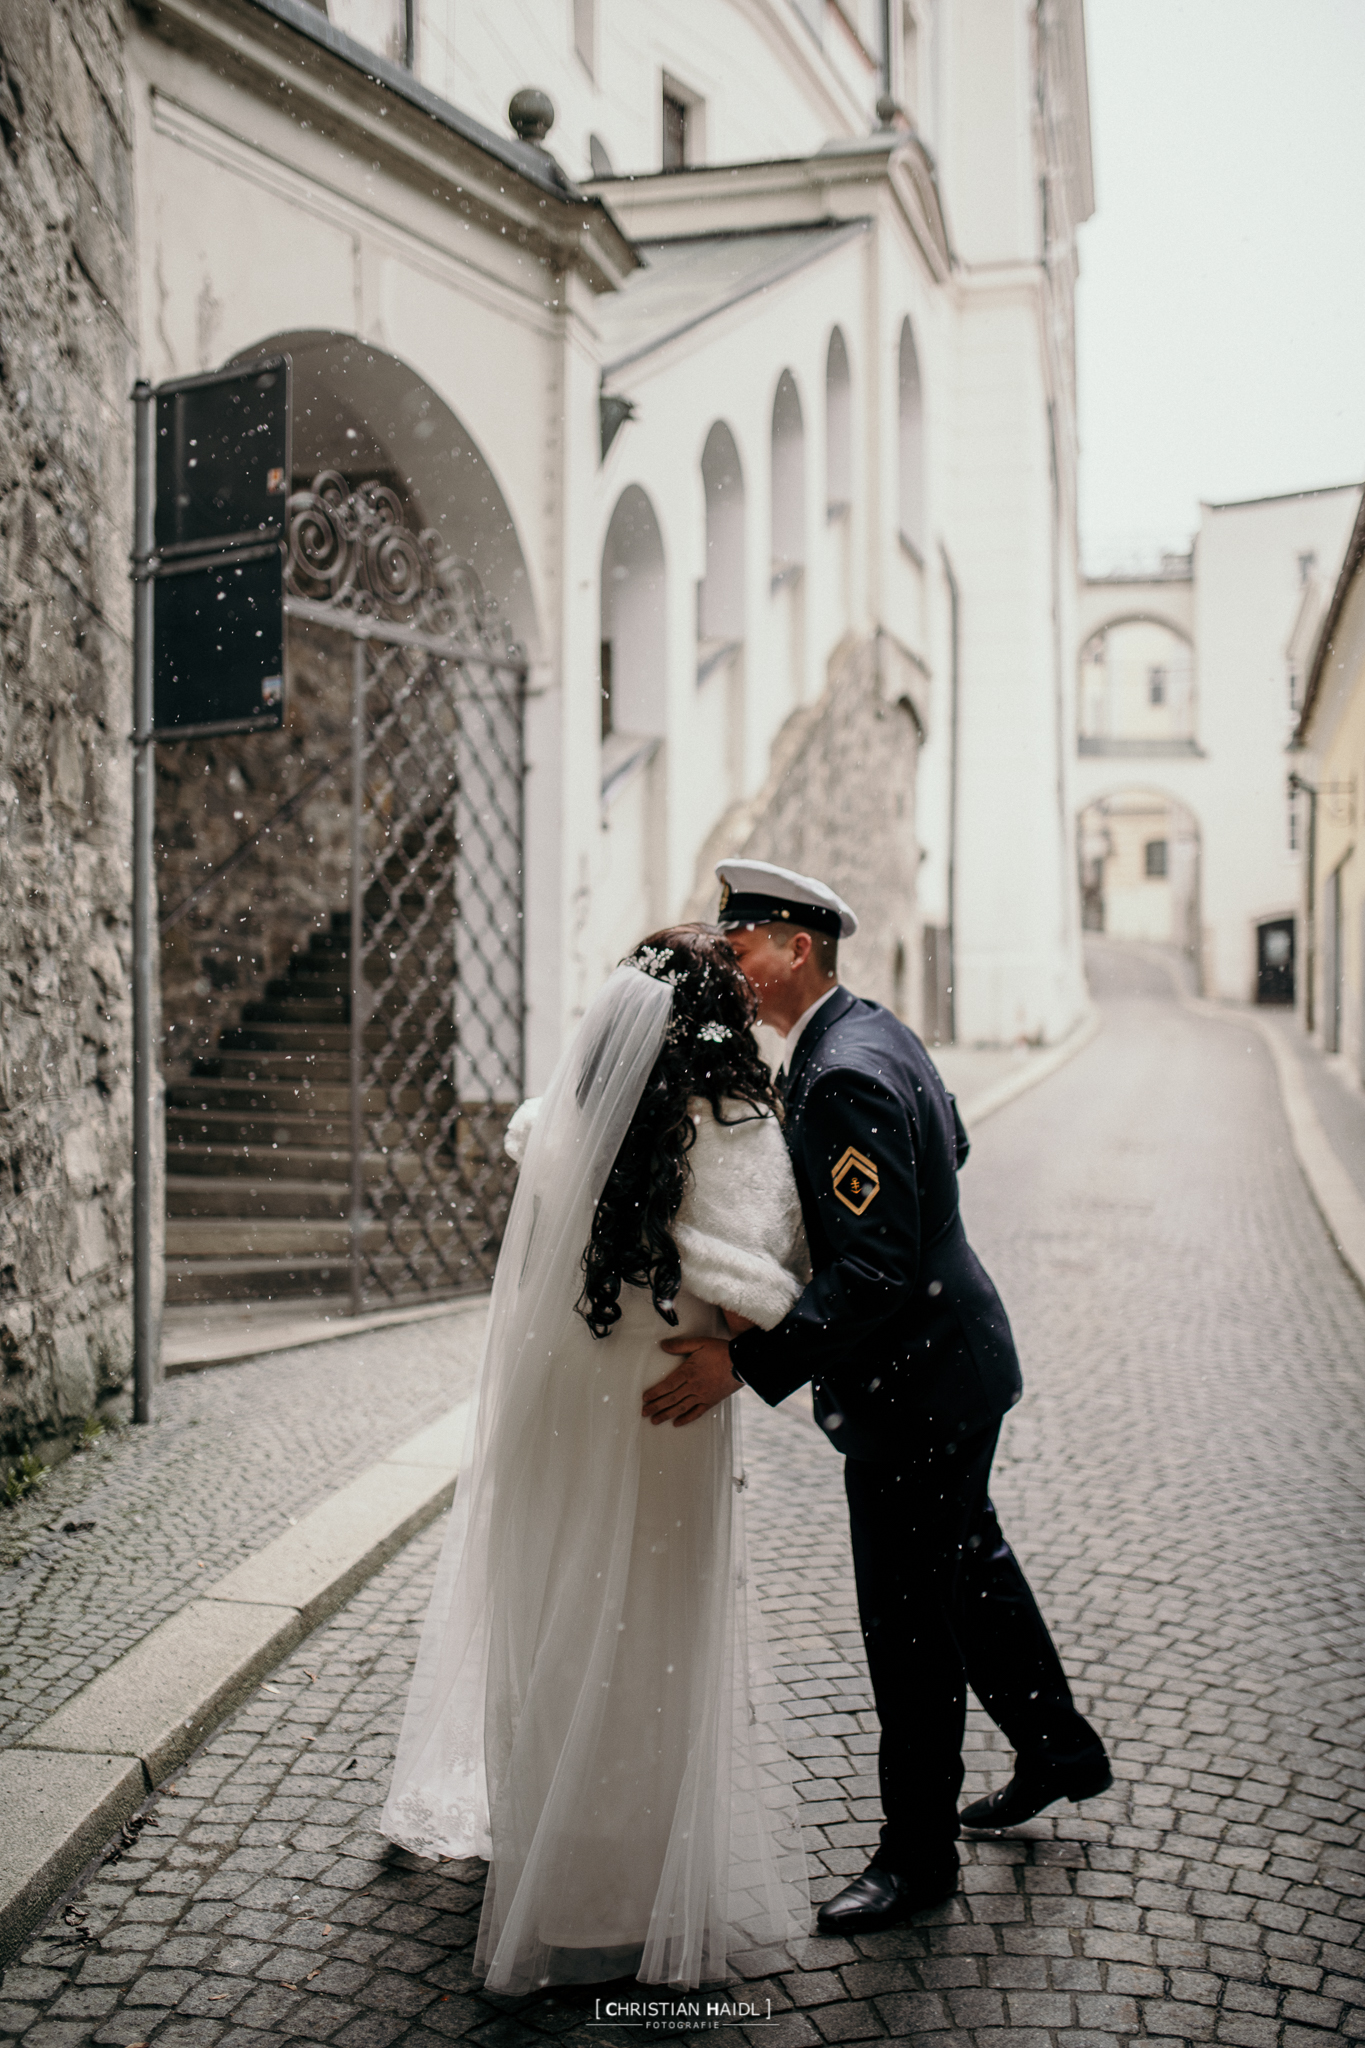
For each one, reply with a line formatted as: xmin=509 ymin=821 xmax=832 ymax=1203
xmin=843 ymin=1420 xmax=1098 ymax=1867
xmin=730 ymin=988 xmax=1104 ymax=1871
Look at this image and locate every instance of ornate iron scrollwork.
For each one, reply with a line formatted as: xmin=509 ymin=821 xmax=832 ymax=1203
xmin=285 ymin=471 xmax=519 ymax=656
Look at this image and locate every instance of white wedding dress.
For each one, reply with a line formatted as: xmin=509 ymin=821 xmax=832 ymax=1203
xmin=381 ymin=967 xmax=811 ymax=1992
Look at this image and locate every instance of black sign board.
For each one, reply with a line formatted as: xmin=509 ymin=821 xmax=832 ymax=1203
xmin=153 ymin=546 xmax=285 ymax=738
xmin=150 ymin=357 xmax=291 ymax=739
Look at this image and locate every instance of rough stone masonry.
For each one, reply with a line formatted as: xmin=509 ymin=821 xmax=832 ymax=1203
xmin=0 ymin=0 xmax=135 ymax=1461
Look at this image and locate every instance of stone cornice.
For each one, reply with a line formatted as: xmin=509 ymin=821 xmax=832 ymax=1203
xmin=588 ymin=132 xmax=953 ymax=285
xmin=132 ymin=0 xmax=640 ymax=293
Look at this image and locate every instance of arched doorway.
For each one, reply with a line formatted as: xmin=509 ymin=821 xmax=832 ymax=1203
xmin=157 ymin=335 xmax=532 ymax=1327
xmin=1078 ymin=790 xmax=1202 ymax=958
xmin=600 ymin=484 xmax=666 ymax=760
xmin=770 ymin=369 xmax=806 ymax=704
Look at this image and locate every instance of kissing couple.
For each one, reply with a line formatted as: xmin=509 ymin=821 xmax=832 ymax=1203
xmin=380 ymin=860 xmax=1110 ymax=1993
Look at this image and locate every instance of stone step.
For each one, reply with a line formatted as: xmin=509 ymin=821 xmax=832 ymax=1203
xmin=163 ymin=1255 xmax=354 ymax=1304
xmin=166 ymin=1109 xmax=443 ymax=1151
xmin=165 ymin=1215 xmax=465 ymax=1258
xmin=241 ymin=998 xmax=350 ymax=1026
xmin=218 ymin=1019 xmax=455 ymax=1056
xmin=165 ymin=1144 xmax=448 ymax=1187
xmin=165 ymin=1175 xmax=350 ymax=1220
xmin=165 ymin=1079 xmax=451 ymax=1116
xmin=163 ymin=1253 xmax=479 ymax=1305
xmin=190 ymin=1051 xmax=431 ymax=1085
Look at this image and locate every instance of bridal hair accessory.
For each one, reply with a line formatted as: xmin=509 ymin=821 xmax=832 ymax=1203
xmin=697 ymin=1021 xmax=732 ymax=1042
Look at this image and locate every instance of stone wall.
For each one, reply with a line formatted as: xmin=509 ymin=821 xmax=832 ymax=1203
xmin=0 ymin=0 xmax=134 ymax=1460
xmin=684 ymin=633 xmax=922 ymax=1019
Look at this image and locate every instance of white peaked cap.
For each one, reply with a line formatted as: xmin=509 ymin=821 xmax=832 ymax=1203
xmin=714 ymin=858 xmax=858 ymax=939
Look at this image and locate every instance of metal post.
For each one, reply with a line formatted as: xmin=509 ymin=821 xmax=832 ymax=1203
xmin=349 ymin=633 xmax=366 ymax=1317
xmin=131 ymin=381 xmax=158 ymax=1424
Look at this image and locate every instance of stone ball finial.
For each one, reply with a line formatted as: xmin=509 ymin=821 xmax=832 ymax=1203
xmin=875 ymin=92 xmax=900 ymax=129
xmin=509 ymin=88 xmax=555 ymax=144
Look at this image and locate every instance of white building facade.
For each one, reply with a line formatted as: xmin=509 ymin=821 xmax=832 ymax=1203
xmin=135 ymin=0 xmax=1093 ymax=1072
xmin=1075 ymin=484 xmax=1361 ymax=1003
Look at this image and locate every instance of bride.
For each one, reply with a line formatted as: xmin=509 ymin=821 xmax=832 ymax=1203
xmin=381 ymin=926 xmax=811 ymax=1992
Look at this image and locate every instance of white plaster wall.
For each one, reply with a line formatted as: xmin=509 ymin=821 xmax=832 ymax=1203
xmin=945 ymin=281 xmax=1083 ymax=1043
xmin=412 ymin=0 xmax=872 ymax=184
xmin=1195 ymin=487 xmax=1361 ymax=1001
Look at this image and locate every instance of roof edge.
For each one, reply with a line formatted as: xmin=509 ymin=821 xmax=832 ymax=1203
xmin=1294 ymin=488 xmax=1365 ymax=744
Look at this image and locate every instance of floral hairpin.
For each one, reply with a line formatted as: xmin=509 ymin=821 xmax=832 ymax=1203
xmin=635 ymin=945 xmax=678 ymax=985
xmin=696 ymin=1021 xmax=732 ymax=1043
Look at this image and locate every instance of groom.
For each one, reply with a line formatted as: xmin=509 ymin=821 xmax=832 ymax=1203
xmin=643 ymin=859 xmax=1110 ymax=1930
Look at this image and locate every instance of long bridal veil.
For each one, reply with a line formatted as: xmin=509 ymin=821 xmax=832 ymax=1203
xmin=381 ymin=964 xmax=809 ymax=1991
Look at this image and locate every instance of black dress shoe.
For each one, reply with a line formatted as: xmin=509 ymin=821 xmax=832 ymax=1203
xmin=959 ymin=1749 xmax=1113 ymax=1832
xmin=816 ymin=1858 xmax=958 ymax=1933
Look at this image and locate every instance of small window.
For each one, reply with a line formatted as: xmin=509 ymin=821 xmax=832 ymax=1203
xmin=599 ymin=639 xmax=614 ymax=740
xmin=1145 ymin=839 xmax=1168 ymax=879
xmin=573 ymin=0 xmax=595 ymax=77
xmin=662 ymin=91 xmax=688 ymax=170
xmin=1148 ymin=666 xmax=1166 ymax=706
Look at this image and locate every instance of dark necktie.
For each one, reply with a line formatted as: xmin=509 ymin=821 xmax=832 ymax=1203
xmin=775 ymin=1064 xmax=789 ymax=1105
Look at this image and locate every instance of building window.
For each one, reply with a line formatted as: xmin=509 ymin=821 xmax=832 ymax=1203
xmin=599 ymin=639 xmax=613 ymax=739
xmin=573 ymin=0 xmax=595 ymax=77
xmin=662 ymin=91 xmax=688 ymax=169
xmin=1145 ymin=839 xmax=1168 ymax=878
xmin=1148 ymin=666 xmax=1166 ymax=706
xmin=897 ymin=317 xmax=924 ymax=555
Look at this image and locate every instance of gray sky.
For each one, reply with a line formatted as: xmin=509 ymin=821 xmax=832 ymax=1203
xmin=1076 ymin=0 xmax=1365 ymax=574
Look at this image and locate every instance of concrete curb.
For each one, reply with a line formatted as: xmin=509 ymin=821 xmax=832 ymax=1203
xmin=0 ymin=1398 xmax=472 ymax=1968
xmin=1183 ymin=994 xmax=1365 ymax=1299
xmin=954 ymin=1004 xmax=1103 ymax=1129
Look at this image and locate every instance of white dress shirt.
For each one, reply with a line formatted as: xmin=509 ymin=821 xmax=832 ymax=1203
xmin=779 ymin=984 xmax=840 ymax=1076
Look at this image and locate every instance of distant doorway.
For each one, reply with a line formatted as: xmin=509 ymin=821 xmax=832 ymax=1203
xmin=1255 ymin=918 xmax=1295 ymax=1006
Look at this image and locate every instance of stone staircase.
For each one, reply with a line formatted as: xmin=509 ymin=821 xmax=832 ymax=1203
xmin=164 ymin=907 xmax=458 ymax=1309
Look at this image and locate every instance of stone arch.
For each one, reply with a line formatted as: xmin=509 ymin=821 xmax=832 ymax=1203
xmin=826 ymin=326 xmax=852 ymax=511
xmin=600 ymin=484 xmax=666 ymax=741
xmin=232 ymin=329 xmax=538 ymax=650
xmin=1078 ymin=614 xmax=1196 ymax=748
xmin=699 ymin=420 xmax=745 ymax=643
xmin=1077 ymin=786 xmax=1202 ymax=954
xmin=770 ymin=369 xmax=806 ymax=573
xmin=156 ymin=328 xmax=537 ymax=1068
xmin=897 ymin=316 xmax=925 ymax=553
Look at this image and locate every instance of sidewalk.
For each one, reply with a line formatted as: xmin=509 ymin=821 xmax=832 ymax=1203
xmin=1187 ymin=994 xmax=1365 ymax=1299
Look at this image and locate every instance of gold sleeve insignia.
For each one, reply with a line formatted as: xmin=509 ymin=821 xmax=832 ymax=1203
xmin=832 ymin=1146 xmax=880 ymax=1215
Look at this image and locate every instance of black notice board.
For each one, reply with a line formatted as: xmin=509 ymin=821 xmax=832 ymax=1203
xmin=155 ymin=358 xmax=290 ymax=557
xmin=150 ymin=356 xmax=291 ymax=740
xmin=153 ymin=547 xmax=285 ymax=740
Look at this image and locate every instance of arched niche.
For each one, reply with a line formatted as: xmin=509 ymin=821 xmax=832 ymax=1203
xmin=826 ymin=327 xmax=852 ymax=512
xmin=157 ymin=330 xmax=538 ymax=1074
xmin=897 ymin=317 xmax=925 ymax=554
xmin=229 ymin=329 xmax=538 ymax=652
xmin=600 ymin=485 xmax=666 ymax=740
xmin=1079 ymin=616 xmax=1196 ymax=749
xmin=699 ymin=421 xmax=745 ymax=643
xmin=770 ymin=370 xmax=806 ymax=574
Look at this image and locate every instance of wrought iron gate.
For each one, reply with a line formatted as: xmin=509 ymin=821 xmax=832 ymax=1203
xmin=286 ymin=473 xmax=526 ymax=1312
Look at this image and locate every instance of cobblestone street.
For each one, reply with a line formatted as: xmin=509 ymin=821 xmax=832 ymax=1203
xmin=3 ymin=944 xmax=1364 ymax=2047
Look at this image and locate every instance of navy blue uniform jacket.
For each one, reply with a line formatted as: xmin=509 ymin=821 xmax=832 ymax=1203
xmin=729 ymin=988 xmax=1022 ymax=1458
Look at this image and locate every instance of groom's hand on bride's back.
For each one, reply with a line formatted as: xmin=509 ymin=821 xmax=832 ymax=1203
xmin=643 ymin=1338 xmax=741 ymax=1426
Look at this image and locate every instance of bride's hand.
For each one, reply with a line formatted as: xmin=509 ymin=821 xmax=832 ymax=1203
xmin=643 ymin=1338 xmax=741 ymax=1426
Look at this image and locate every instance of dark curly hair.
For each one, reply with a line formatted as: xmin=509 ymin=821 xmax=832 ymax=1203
xmin=578 ymin=925 xmax=780 ymax=1340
